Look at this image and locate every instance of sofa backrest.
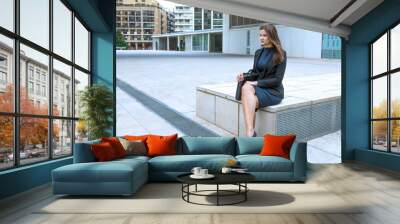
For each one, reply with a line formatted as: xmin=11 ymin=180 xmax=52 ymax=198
xmin=73 ymin=139 xmax=100 ymax=163
xmin=235 ymin=137 xmax=264 ymax=155
xmin=177 ymin=136 xmax=236 ymax=155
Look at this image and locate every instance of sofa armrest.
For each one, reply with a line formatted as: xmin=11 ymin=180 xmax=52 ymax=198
xmin=289 ymin=141 xmax=307 ymax=181
xmin=73 ymin=140 xmax=99 ymax=163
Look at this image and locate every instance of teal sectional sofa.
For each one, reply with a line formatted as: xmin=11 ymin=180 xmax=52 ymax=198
xmin=52 ymin=136 xmax=307 ymax=196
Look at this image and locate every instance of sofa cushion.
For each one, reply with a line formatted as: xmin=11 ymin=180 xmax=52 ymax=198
xmin=118 ymin=138 xmax=147 ymax=156
xmin=147 ymin=134 xmax=178 ymax=157
xmin=236 ymin=155 xmax=293 ymax=172
xmin=236 ymin=137 xmax=264 ymax=155
xmin=101 ymin=137 xmax=127 ymax=158
xmin=149 ymin=154 xmax=235 ymax=172
xmin=73 ymin=139 xmax=100 ymax=163
xmin=91 ymin=142 xmax=118 ymax=162
xmin=52 ymin=158 xmax=147 ymax=183
xmin=178 ymin=137 xmax=236 ymax=155
xmin=260 ymin=134 xmax=296 ymax=159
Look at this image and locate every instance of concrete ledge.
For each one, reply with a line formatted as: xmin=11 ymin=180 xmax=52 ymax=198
xmin=196 ymin=82 xmax=340 ymax=140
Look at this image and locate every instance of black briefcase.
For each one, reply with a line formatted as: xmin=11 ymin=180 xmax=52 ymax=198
xmin=235 ymin=71 xmax=259 ymax=101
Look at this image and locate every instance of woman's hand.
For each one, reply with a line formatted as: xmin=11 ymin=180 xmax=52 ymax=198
xmin=236 ymin=73 xmax=244 ymax=82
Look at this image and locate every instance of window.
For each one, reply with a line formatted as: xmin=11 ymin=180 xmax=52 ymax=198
xmin=20 ymin=0 xmax=49 ymax=49
xmin=203 ymin=10 xmax=211 ymax=30
xmin=0 ymin=1 xmax=91 ymax=170
xmin=193 ymin=34 xmax=208 ymax=51
xmin=21 ymin=44 xmax=49 ymax=115
xmin=74 ymin=69 xmax=89 ymax=118
xmin=0 ymin=116 xmax=13 ymax=170
xmin=53 ymin=119 xmax=72 ymax=158
xmin=0 ymin=53 xmax=7 ymax=86
xmin=0 ymin=71 xmax=7 ymax=85
xmin=194 ymin=8 xmax=202 ymax=30
xmin=29 ymin=67 xmax=34 ymax=79
xmin=53 ymin=59 xmax=72 ymax=117
xmin=28 ymin=82 xmax=34 ymax=94
xmin=75 ymin=17 xmax=89 ymax=70
xmin=0 ymin=35 xmax=14 ymax=112
xmin=53 ymin=0 xmax=72 ymax=60
xmin=42 ymin=85 xmax=46 ymax=97
xmin=230 ymin=15 xmax=264 ymax=28
xmin=370 ymin=23 xmax=400 ymax=154
xmin=0 ymin=0 xmax=14 ymax=31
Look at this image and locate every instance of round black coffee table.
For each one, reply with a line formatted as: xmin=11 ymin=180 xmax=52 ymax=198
xmin=177 ymin=173 xmax=255 ymax=206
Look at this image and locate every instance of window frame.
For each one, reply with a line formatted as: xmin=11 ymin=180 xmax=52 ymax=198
xmin=0 ymin=0 xmax=92 ymax=171
xmin=369 ymin=20 xmax=400 ymax=154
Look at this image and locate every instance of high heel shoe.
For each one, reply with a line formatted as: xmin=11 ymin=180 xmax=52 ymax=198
xmin=252 ymin=131 xmax=257 ymax=137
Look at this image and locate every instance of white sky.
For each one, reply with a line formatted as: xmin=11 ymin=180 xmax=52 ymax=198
xmin=0 ymin=0 xmax=88 ymax=70
xmin=157 ymin=0 xmax=179 ymax=12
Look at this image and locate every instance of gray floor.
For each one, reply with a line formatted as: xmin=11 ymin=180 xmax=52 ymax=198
xmin=2 ymin=163 xmax=400 ymax=224
xmin=116 ymin=50 xmax=341 ymax=163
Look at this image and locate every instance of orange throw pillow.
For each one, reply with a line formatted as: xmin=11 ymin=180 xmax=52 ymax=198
xmin=124 ymin=135 xmax=149 ymax=142
xmin=101 ymin=137 xmax=127 ymax=158
xmin=259 ymin=134 xmax=296 ymax=159
xmin=91 ymin=142 xmax=117 ymax=162
xmin=146 ymin=134 xmax=178 ymax=157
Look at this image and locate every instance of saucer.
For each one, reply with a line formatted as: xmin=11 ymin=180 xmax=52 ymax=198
xmin=190 ymin=174 xmax=215 ymax=179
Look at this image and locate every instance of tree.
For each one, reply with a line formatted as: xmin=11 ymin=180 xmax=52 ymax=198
xmin=79 ymin=84 xmax=113 ymax=140
xmin=372 ymin=98 xmax=400 ymax=143
xmin=0 ymin=84 xmax=59 ymax=150
xmin=116 ymin=30 xmax=128 ymax=50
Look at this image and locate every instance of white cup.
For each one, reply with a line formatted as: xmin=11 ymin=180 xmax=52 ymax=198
xmin=200 ymin=169 xmax=208 ymax=176
xmin=221 ymin=167 xmax=232 ymax=174
xmin=191 ymin=167 xmax=202 ymax=176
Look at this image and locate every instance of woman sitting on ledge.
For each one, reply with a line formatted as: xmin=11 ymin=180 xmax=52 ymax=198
xmin=236 ymin=23 xmax=287 ymax=137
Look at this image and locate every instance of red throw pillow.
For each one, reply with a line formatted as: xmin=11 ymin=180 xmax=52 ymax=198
xmin=146 ymin=134 xmax=178 ymax=157
xmin=91 ymin=142 xmax=117 ymax=162
xmin=101 ymin=137 xmax=127 ymax=158
xmin=259 ymin=134 xmax=296 ymax=159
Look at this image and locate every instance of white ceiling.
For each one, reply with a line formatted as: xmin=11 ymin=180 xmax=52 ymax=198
xmin=170 ymin=0 xmax=384 ymax=37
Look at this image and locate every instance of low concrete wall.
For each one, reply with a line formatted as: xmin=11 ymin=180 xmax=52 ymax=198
xmin=197 ymin=83 xmax=340 ymax=141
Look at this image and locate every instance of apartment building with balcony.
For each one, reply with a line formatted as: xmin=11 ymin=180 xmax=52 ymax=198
xmin=116 ymin=0 xmax=169 ymax=50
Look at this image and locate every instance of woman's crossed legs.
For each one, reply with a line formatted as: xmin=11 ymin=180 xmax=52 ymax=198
xmin=241 ymin=82 xmax=259 ymax=137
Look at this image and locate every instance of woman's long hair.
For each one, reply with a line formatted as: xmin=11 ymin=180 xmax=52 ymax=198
xmin=259 ymin=24 xmax=285 ymax=66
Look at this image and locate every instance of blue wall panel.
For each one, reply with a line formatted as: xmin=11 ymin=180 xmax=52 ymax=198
xmin=344 ymin=0 xmax=400 ymax=171
xmin=0 ymin=158 xmax=72 ymax=199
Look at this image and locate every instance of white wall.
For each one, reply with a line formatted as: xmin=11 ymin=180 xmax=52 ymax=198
xmin=222 ymin=15 xmax=322 ymax=59
xmin=277 ymin=25 xmax=322 ymax=59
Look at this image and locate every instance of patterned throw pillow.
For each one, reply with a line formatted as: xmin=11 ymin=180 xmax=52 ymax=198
xmin=118 ymin=137 xmax=147 ymax=156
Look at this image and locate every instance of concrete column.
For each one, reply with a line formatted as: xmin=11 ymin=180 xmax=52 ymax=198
xmin=190 ymin=35 xmax=193 ymax=52
xmin=211 ymin=10 xmax=214 ymax=29
xmin=177 ymin=36 xmax=180 ymax=51
xmin=167 ymin=37 xmax=170 ymax=51
xmin=207 ymin=33 xmax=210 ymax=52
xmin=201 ymin=8 xmax=204 ymax=30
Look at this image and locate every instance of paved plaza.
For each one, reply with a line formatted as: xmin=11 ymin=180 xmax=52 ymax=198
xmin=116 ymin=50 xmax=341 ymax=163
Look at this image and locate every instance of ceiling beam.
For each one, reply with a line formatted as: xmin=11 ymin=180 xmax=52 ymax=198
xmin=330 ymin=0 xmax=368 ymax=28
xmin=170 ymin=0 xmax=351 ymax=37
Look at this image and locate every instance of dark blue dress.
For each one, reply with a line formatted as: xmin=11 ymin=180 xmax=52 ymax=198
xmin=253 ymin=48 xmax=282 ymax=110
